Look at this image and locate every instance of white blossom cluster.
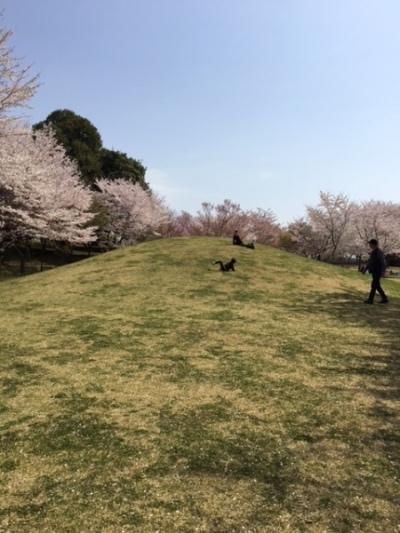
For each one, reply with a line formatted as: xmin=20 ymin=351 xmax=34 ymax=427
xmin=288 ymin=192 xmax=400 ymax=259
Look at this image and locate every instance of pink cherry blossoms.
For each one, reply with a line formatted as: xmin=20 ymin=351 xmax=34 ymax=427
xmin=95 ymin=178 xmax=170 ymax=248
xmin=0 ymin=126 xmax=96 ymax=250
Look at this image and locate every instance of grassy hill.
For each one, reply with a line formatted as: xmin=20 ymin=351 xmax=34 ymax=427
xmin=1 ymin=238 xmax=399 ymax=532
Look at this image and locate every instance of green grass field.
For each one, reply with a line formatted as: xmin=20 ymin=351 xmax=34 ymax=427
xmin=1 ymin=238 xmax=399 ymax=532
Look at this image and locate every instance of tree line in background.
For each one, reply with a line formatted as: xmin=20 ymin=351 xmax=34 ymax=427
xmin=284 ymin=193 xmax=400 ymax=265
xmin=1 ymin=17 xmax=399 ymax=276
xmin=166 ymin=200 xmax=280 ymax=246
xmin=165 ymin=195 xmax=400 ymax=267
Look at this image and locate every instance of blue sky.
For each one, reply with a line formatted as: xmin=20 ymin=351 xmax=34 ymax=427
xmin=2 ymin=0 xmax=400 ymax=222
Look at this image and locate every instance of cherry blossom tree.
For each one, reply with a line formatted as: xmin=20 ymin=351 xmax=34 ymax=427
xmin=196 ymin=200 xmax=246 ymax=236
xmin=306 ymin=192 xmax=354 ymax=259
xmin=286 ymin=218 xmax=330 ymax=258
xmin=0 ymin=126 xmax=96 ymax=272
xmin=0 ymin=19 xmax=38 ymax=133
xmin=287 ymin=194 xmax=400 ymax=264
xmin=352 ymin=201 xmax=400 ymax=254
xmin=94 ymin=178 xmax=170 ymax=248
xmin=243 ymin=208 xmax=280 ymax=245
xmin=166 ymin=210 xmax=200 ymax=237
xmin=167 ymin=199 xmax=281 ymax=244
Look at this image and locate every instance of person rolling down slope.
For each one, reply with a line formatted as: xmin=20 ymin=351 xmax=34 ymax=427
xmin=214 ymin=258 xmax=236 ymax=272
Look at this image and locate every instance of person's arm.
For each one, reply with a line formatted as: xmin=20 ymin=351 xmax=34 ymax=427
xmin=365 ymin=254 xmax=372 ymax=273
xmin=379 ymin=251 xmax=387 ymax=276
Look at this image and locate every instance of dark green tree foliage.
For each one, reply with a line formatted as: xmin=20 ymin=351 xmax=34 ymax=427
xmin=33 ymin=109 xmax=147 ymax=189
xmin=33 ymin=110 xmax=102 ymax=186
xmin=100 ymin=148 xmax=147 ymax=189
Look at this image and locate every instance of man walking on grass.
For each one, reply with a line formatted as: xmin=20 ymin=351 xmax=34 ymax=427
xmin=364 ymin=239 xmax=389 ymax=304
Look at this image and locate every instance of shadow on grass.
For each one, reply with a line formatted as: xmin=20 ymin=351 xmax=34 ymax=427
xmin=155 ymin=400 xmax=296 ymax=502
xmin=288 ymin=289 xmax=400 ymax=469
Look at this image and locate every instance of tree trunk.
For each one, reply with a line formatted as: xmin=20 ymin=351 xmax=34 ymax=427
xmin=14 ymin=244 xmax=30 ymax=275
xmin=40 ymin=239 xmax=47 ymax=272
xmin=15 ymin=247 xmax=26 ymax=275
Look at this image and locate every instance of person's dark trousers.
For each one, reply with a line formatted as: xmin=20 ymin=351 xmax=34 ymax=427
xmin=368 ymin=274 xmax=388 ymax=302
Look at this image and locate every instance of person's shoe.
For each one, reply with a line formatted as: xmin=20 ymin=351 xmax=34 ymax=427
xmin=379 ymin=299 xmax=389 ymax=304
xmin=364 ymin=299 xmax=373 ymax=304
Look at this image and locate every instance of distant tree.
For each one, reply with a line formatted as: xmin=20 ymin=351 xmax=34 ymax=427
xmin=306 ymin=192 xmax=354 ymax=259
xmin=100 ymin=148 xmax=147 ymax=189
xmin=33 ymin=109 xmax=148 ymax=189
xmin=278 ymin=230 xmax=297 ymax=252
xmin=33 ymin=109 xmax=103 ymax=185
xmin=196 ymin=200 xmax=246 ymax=236
xmin=287 ymin=194 xmax=400 ymax=263
xmin=0 ymin=126 xmax=96 ymax=272
xmin=168 ymin=211 xmax=200 ymax=237
xmin=244 ymin=208 xmax=280 ymax=245
xmin=168 ymin=200 xmax=281 ymax=244
xmin=287 ymin=218 xmax=329 ymax=258
xmin=352 ymin=201 xmax=400 ymax=254
xmin=94 ymin=178 xmax=169 ymax=248
xmin=0 ymin=18 xmax=39 ymax=133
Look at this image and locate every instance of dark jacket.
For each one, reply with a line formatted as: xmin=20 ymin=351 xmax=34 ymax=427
xmin=366 ymin=248 xmax=387 ymax=276
xmin=233 ymin=234 xmax=243 ymax=246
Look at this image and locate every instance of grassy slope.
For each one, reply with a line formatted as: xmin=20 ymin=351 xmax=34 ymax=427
xmin=0 ymin=238 xmax=399 ymax=532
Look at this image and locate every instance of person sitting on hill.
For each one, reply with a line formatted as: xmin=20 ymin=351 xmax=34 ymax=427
xmin=232 ymin=230 xmax=255 ymax=249
xmin=233 ymin=230 xmax=243 ymax=246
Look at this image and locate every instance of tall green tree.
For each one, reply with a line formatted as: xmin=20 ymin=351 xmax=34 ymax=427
xmin=33 ymin=110 xmax=102 ymax=186
xmin=33 ymin=109 xmax=148 ymax=189
xmin=100 ymin=148 xmax=147 ymax=189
